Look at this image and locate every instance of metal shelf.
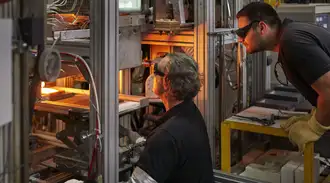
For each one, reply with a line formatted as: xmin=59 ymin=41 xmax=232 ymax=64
xmin=46 ymin=38 xmax=90 ymax=57
xmin=208 ymin=28 xmax=238 ymax=45
xmin=276 ymin=3 xmax=330 ymax=14
xmin=141 ymin=31 xmax=195 ymax=47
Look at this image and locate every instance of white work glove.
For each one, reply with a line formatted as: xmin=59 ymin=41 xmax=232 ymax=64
xmin=281 ymin=109 xmax=330 ymax=152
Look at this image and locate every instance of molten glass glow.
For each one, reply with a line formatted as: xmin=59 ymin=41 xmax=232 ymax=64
xmin=41 ymin=82 xmax=58 ymax=94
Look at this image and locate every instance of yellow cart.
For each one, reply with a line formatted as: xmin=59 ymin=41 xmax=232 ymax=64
xmin=221 ymin=106 xmax=315 ymax=183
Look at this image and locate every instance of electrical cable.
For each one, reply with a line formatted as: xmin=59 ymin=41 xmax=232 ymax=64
xmin=223 ymin=43 xmax=238 ymax=90
xmin=47 ymin=0 xmax=89 ymax=29
xmin=31 ymin=49 xmax=101 ymax=179
xmin=31 ymin=50 xmax=101 ymax=148
xmin=274 ymin=61 xmax=289 ymax=86
xmin=58 ymin=52 xmax=101 ymax=180
xmin=60 ymin=53 xmax=101 ymax=137
xmin=56 ymin=0 xmax=78 ymax=13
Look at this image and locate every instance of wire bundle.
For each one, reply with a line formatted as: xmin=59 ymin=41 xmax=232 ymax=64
xmin=47 ymin=0 xmax=90 ymax=30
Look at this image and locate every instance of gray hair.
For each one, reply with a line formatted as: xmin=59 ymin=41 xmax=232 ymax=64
xmin=163 ymin=52 xmax=202 ymax=101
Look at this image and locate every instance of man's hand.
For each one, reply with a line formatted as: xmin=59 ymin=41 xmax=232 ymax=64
xmin=281 ymin=111 xmax=330 ymax=151
xmin=280 ymin=113 xmax=312 ymax=130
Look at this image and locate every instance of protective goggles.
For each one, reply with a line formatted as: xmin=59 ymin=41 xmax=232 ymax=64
xmin=233 ymin=20 xmax=260 ymax=38
xmin=154 ymin=62 xmax=165 ymax=76
xmin=153 ymin=53 xmax=168 ymax=77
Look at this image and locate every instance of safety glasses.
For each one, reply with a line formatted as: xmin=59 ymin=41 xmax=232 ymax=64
xmin=153 ymin=53 xmax=168 ymax=77
xmin=234 ymin=20 xmax=260 ymax=38
xmin=154 ymin=62 xmax=165 ymax=76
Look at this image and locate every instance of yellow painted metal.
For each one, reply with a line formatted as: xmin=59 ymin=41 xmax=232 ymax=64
xmin=225 ymin=119 xmax=287 ymax=137
xmin=304 ymin=143 xmax=315 ymax=183
xmin=264 ymin=0 xmax=282 ymax=8
xmin=220 ymin=120 xmax=315 ymax=183
xmin=220 ymin=122 xmax=231 ymax=173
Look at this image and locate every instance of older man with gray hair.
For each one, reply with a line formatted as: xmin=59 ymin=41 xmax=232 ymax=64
xmin=126 ymin=52 xmax=214 ymax=183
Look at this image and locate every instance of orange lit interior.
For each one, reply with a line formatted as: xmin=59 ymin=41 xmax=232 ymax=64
xmin=54 ymin=13 xmax=89 ymax=24
xmin=41 ymin=82 xmax=59 ymax=95
xmin=48 ymin=13 xmax=90 ymax=29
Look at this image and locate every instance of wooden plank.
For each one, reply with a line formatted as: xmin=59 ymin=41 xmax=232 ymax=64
xmin=52 ymin=86 xmax=149 ymax=106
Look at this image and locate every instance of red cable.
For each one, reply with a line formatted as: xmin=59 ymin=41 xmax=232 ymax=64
xmin=88 ymin=144 xmax=97 ymax=178
xmin=88 ymin=117 xmax=100 ymax=179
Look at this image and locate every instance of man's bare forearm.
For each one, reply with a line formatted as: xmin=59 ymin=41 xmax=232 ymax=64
xmin=316 ymin=95 xmax=330 ymax=126
xmin=124 ymin=167 xmax=158 ymax=183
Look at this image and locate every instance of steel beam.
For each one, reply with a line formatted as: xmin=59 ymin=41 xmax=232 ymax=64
xmin=90 ymin=0 xmax=119 ymax=182
xmin=195 ymin=0 xmax=216 ymax=163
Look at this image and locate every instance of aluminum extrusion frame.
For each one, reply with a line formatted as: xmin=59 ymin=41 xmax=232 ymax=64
xmin=90 ymin=0 xmax=119 ymax=182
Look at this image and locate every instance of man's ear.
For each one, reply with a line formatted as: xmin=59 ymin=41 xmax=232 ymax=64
xmin=258 ymin=21 xmax=268 ymax=35
xmin=163 ymin=76 xmax=170 ymax=91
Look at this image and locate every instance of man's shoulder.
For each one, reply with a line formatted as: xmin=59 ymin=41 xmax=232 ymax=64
xmin=281 ymin=22 xmax=327 ymax=44
xmin=280 ymin=23 xmax=303 ymax=44
xmin=161 ymin=114 xmax=205 ymax=132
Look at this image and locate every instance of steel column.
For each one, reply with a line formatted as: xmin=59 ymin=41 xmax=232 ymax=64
xmin=91 ymin=0 xmax=119 ymax=182
xmin=12 ymin=52 xmax=22 ymax=183
xmin=195 ymin=0 xmax=218 ymax=164
xmin=0 ymin=1 xmax=16 ymax=183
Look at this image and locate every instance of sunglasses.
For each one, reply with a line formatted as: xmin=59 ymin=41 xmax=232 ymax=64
xmin=153 ymin=53 xmax=168 ymax=77
xmin=234 ymin=20 xmax=260 ymax=38
xmin=154 ymin=62 xmax=165 ymax=76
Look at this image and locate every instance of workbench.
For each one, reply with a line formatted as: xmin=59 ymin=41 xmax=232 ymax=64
xmin=221 ymin=106 xmax=315 ymax=183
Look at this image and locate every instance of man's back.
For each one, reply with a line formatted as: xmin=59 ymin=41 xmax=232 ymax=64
xmin=137 ymin=100 xmax=214 ymax=183
xmin=279 ymin=19 xmax=330 ymax=106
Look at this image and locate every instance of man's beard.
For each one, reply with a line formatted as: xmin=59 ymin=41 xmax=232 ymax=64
xmin=247 ymin=42 xmax=269 ymax=54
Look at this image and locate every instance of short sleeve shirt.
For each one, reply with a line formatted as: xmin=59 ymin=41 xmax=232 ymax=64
xmin=278 ymin=18 xmax=330 ymax=106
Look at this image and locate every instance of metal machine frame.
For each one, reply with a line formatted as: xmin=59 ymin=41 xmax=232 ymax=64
xmin=90 ymin=0 xmax=119 ymax=182
xmin=0 ymin=0 xmax=270 ymax=182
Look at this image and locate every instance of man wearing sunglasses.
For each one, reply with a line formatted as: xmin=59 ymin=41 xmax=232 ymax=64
xmin=124 ymin=52 xmax=214 ymax=183
xmin=235 ymin=2 xmax=330 ymax=152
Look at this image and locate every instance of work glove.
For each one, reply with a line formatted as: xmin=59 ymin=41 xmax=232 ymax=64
xmin=280 ymin=107 xmax=316 ymax=129
xmin=280 ymin=109 xmax=330 ymax=152
xmin=280 ymin=113 xmax=312 ymax=130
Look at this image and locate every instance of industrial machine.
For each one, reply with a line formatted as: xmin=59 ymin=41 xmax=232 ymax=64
xmin=153 ymin=0 xmax=194 ymax=33
xmin=1 ymin=0 xmax=270 ymax=182
xmin=25 ymin=0 xmax=153 ymax=182
xmin=4 ymin=0 xmax=330 ymax=183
